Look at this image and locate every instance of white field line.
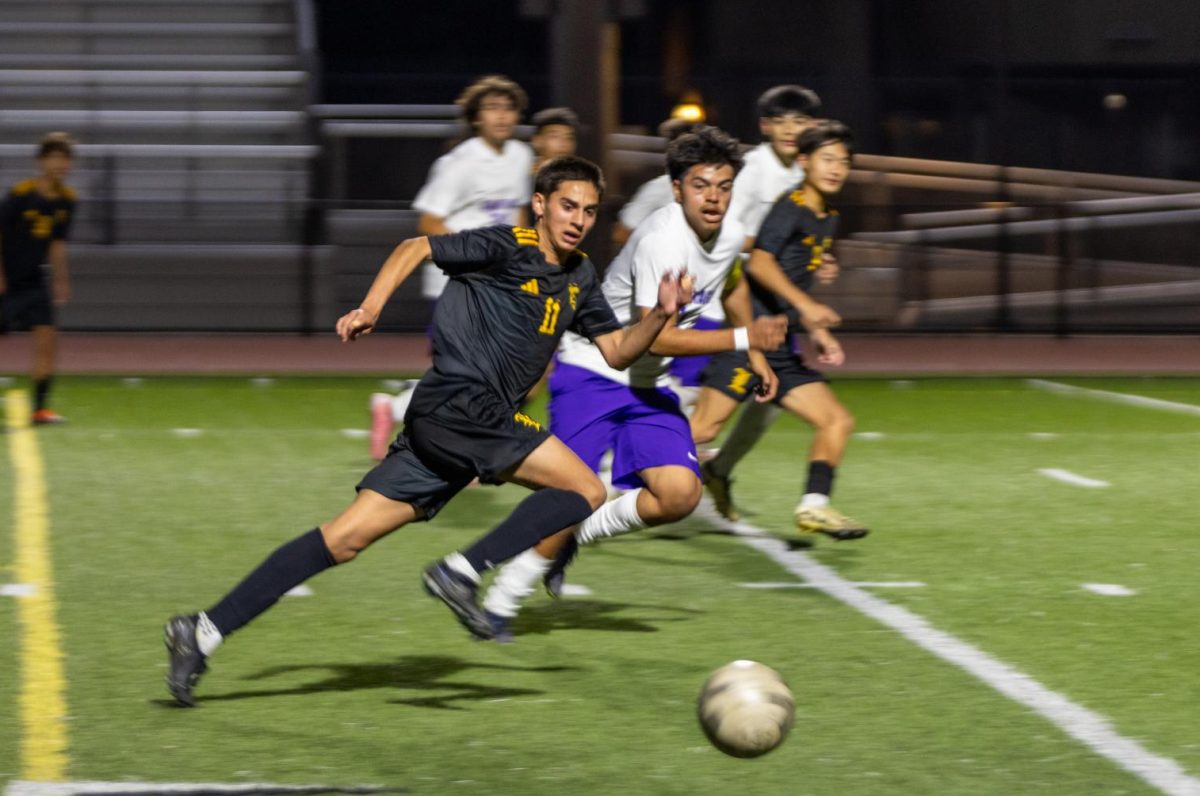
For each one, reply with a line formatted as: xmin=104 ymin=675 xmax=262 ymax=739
xmin=5 ymin=782 xmax=398 ymax=795
xmin=1028 ymin=379 xmax=1200 ymax=416
xmin=739 ymin=581 xmax=925 ymax=589
xmin=1083 ymin=584 xmax=1137 ymax=597
xmin=1 ymin=583 xmax=38 ymax=597
xmin=1038 ymin=468 xmax=1111 ymax=489
xmin=696 ymin=503 xmax=1200 ymax=796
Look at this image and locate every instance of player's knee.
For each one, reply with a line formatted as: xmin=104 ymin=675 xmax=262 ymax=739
xmin=652 ymin=476 xmax=702 ymax=523
xmin=691 ymin=418 xmax=721 ymax=445
xmin=576 ymin=475 xmax=608 ymax=511
xmin=321 ymin=525 xmax=369 ymax=564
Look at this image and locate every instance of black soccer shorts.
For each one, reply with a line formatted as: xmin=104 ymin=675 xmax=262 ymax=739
xmin=0 ymin=284 xmax=54 ymax=333
xmin=701 ymin=349 xmax=826 ymax=405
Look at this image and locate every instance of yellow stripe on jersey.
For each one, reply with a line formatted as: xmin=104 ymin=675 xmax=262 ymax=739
xmin=513 ymin=226 xmax=540 ymax=246
xmin=788 ymin=189 xmax=806 ymax=206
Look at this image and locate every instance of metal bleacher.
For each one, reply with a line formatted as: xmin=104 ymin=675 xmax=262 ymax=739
xmin=0 ymin=0 xmax=327 ymax=332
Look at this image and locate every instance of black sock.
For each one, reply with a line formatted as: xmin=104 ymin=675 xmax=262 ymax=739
xmin=805 ymin=460 xmax=835 ymax=497
xmin=461 ymin=488 xmax=593 ymax=573
xmin=205 ymin=528 xmax=336 ymax=637
xmin=34 ymin=377 xmax=52 ymax=412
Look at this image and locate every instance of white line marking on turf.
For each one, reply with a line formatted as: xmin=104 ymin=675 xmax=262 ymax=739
xmin=1029 ymin=432 xmax=1060 ymax=440
xmin=696 ymin=502 xmax=1200 ymax=796
xmin=1083 ymin=584 xmax=1137 ymax=597
xmin=1038 ymin=468 xmax=1110 ymax=488
xmin=340 ymin=428 xmax=370 ymax=439
xmin=740 ymin=581 xmax=925 ymax=589
xmin=250 ymin=377 xmax=275 ymax=387
xmin=172 ymin=428 xmax=204 ymax=438
xmin=1028 ymin=379 xmax=1200 ymax=417
xmin=560 ymin=584 xmax=593 ymax=596
xmin=1 ymin=583 xmax=37 ymax=597
xmin=4 ymin=782 xmax=398 ymax=795
xmin=285 ymin=585 xmax=314 ymax=597
xmin=854 ymin=432 xmax=887 ymax=441
xmin=121 ymin=377 xmax=143 ymax=387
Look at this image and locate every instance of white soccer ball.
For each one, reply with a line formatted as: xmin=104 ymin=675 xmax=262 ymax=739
xmin=697 ymin=660 xmax=795 ymax=758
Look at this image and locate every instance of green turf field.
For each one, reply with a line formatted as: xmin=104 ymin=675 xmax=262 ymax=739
xmin=2 ymin=376 xmax=1199 ymax=795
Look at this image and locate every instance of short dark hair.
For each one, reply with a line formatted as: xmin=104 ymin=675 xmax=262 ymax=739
xmin=756 ymin=85 xmax=822 ymax=120
xmin=456 ymin=75 xmax=529 ymax=123
xmin=798 ymin=120 xmax=855 ymax=157
xmin=531 ymin=107 xmax=579 ymax=132
xmin=657 ymin=117 xmax=701 ymax=141
xmin=38 ymin=132 xmax=75 ymax=159
xmin=665 ymin=126 xmax=744 ymax=182
xmin=534 ymin=155 xmax=605 ymax=201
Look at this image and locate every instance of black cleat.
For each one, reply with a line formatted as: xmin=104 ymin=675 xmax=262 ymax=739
xmin=164 ymin=614 xmax=208 ymax=707
xmin=485 ymin=611 xmax=515 ymax=644
xmin=422 ymin=562 xmax=493 ymax=640
xmin=543 ymin=534 xmax=579 ymax=599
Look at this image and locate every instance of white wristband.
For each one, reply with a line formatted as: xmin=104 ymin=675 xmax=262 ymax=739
xmin=732 ymin=326 xmax=750 ymax=351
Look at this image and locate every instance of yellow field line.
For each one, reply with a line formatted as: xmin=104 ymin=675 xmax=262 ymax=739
xmin=5 ymin=389 xmax=68 ymax=781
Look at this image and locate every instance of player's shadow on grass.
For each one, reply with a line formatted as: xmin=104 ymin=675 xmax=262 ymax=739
xmin=180 ymin=654 xmax=577 ymax=711
xmin=513 ymin=597 xmax=701 ymax=640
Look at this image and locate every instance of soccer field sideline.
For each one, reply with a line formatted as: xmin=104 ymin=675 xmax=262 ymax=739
xmin=4 ymin=378 xmax=1200 ymax=794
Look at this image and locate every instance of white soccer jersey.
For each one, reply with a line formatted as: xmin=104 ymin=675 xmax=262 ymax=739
xmin=617 ymin=173 xmax=674 ymax=231
xmin=413 ymin=136 xmax=534 ymax=298
xmin=727 ymin=142 xmax=805 ymax=239
xmin=558 ymin=203 xmax=745 ymax=388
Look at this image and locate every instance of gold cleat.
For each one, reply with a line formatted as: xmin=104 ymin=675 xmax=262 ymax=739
xmin=700 ymin=461 xmax=740 ymax=522
xmin=794 ymin=505 xmax=869 ymax=540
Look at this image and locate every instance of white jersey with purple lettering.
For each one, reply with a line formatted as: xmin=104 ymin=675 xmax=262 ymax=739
xmin=557 ymin=202 xmax=745 ymax=388
xmin=413 ymin=137 xmax=534 ymax=299
xmin=726 ymin=142 xmax=805 ymax=239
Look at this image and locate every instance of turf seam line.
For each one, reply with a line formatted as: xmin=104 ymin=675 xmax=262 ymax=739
xmin=1036 ymin=468 xmax=1111 ymax=488
xmin=5 ymin=389 xmax=69 ymax=781
xmin=696 ymin=502 xmax=1200 ymax=796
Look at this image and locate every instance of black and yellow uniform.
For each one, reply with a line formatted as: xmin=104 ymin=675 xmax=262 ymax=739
xmin=703 ymin=187 xmax=837 ymax=402
xmin=0 ymin=178 xmax=76 ymax=330
xmin=359 ymin=225 xmax=621 ymax=517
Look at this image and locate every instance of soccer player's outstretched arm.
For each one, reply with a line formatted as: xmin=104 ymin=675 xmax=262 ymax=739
xmin=336 ymin=236 xmax=433 ymax=342
xmin=593 ymin=270 xmax=693 ymax=370
xmin=744 ymin=248 xmax=840 ymax=329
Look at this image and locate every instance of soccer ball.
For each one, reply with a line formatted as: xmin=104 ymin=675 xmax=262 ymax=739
xmin=697 ymin=660 xmax=795 ymax=758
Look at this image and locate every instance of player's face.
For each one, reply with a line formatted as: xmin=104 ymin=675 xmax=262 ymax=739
xmin=474 ymin=92 xmax=519 ymax=147
xmin=532 ymin=124 xmax=577 ymax=161
xmin=800 ymin=141 xmax=851 ymax=196
xmin=38 ymin=151 xmax=73 ymax=182
xmin=673 ymin=163 xmax=735 ymax=239
xmin=533 ymin=179 xmax=599 ymax=256
xmin=760 ymin=113 xmax=814 ymax=162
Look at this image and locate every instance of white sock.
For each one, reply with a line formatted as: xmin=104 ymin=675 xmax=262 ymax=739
xmin=577 ymin=488 xmax=644 ymax=545
xmin=707 ymin=402 xmax=781 ymax=479
xmin=799 ymin=493 xmax=829 ymax=510
xmin=483 ymin=550 xmax=553 ymax=618
xmin=391 ymin=383 xmax=417 ymax=422
xmin=443 ymin=552 xmax=480 ymax=584
xmin=195 ymin=611 xmax=223 ymax=657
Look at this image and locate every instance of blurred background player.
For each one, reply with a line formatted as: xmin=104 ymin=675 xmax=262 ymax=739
xmin=0 ymin=132 xmax=76 ymax=424
xmin=692 ymin=121 xmax=868 ymax=540
xmin=163 ymin=156 xmax=694 ymax=705
xmin=482 ymin=128 xmax=787 ymax=640
xmin=699 ymin=85 xmax=828 ymax=508
xmin=610 ymin=117 xmax=701 ymax=248
xmin=530 ymin=106 xmax=579 ymax=171
xmin=370 ymin=75 xmax=534 ymax=459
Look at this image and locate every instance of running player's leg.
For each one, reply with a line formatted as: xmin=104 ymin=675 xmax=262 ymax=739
xmin=778 ymin=381 xmax=867 ymax=539
xmin=690 ymin=383 xmax=748 ymax=520
xmin=164 ymin=438 xmax=457 ymax=706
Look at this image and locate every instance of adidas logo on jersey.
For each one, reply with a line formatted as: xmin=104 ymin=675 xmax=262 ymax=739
xmin=520 ymin=279 xmax=540 ymax=295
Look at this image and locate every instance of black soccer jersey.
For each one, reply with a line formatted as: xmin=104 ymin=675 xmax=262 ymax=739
xmin=0 ymin=179 xmax=76 ymax=290
xmin=747 ymin=186 xmax=838 ymax=332
xmin=409 ymin=225 xmax=621 ymax=418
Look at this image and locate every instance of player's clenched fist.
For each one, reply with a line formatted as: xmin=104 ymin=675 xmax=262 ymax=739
xmin=336 ymin=307 xmax=376 ymax=342
xmin=657 ymin=269 xmax=695 ymax=315
xmin=749 ymin=314 xmax=787 ymax=350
